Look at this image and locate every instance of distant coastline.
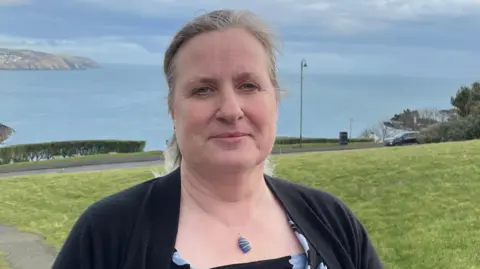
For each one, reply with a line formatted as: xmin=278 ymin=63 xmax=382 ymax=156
xmin=0 ymin=48 xmax=101 ymax=70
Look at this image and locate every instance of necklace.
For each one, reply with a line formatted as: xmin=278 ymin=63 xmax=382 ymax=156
xmin=184 ymin=183 xmax=267 ymax=255
xmin=237 ymin=234 xmax=252 ymax=253
xmin=233 ymin=193 xmax=267 ymax=255
xmin=234 ymin=194 xmax=267 ymax=254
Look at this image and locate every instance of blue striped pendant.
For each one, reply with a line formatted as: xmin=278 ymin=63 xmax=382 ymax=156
xmin=237 ymin=235 xmax=252 ymax=254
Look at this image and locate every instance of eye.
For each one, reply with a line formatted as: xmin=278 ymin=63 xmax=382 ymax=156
xmin=192 ymin=87 xmax=213 ymax=96
xmin=239 ymin=82 xmax=260 ymax=92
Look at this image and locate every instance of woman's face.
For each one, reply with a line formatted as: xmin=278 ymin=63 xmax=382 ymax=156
xmin=171 ymin=28 xmax=278 ymax=172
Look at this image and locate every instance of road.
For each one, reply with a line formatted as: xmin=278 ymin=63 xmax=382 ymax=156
xmin=0 ymin=143 xmax=384 ymax=178
xmin=0 ymin=160 xmax=163 ymax=178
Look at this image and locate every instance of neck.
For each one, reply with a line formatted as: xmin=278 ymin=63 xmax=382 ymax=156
xmin=179 ymin=160 xmax=269 ymax=208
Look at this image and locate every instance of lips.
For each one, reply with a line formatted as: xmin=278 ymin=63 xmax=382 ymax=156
xmin=211 ymin=132 xmax=249 ymax=139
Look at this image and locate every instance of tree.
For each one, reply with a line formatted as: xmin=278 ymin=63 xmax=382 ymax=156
xmin=450 ymin=81 xmax=480 ymax=117
xmin=0 ymin=123 xmax=15 ymax=145
xmin=388 ymin=109 xmax=420 ymax=130
xmin=419 ymin=107 xmax=455 ymax=123
xmin=359 ymin=121 xmax=402 ymax=142
xmin=383 ymin=108 xmax=442 ymax=131
xmin=438 ymin=109 xmax=458 ymax=122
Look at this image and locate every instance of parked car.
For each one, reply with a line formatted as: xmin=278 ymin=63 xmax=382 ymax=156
xmin=384 ymin=131 xmax=420 ymax=146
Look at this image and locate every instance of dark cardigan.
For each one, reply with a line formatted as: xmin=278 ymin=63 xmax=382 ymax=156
xmin=52 ymin=168 xmax=383 ymax=269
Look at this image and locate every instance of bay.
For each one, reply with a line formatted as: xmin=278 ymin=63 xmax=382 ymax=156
xmin=0 ymin=64 xmax=475 ymax=150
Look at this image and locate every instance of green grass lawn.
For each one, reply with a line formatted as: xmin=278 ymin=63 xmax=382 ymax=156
xmin=0 ymin=252 xmax=10 ymax=269
xmin=0 ymin=140 xmax=479 ymax=268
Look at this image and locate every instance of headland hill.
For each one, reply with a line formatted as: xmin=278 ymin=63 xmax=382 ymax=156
xmin=0 ymin=48 xmax=101 ymax=70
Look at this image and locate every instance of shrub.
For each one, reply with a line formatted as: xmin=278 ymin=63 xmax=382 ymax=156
xmin=274 ymin=136 xmax=373 ymax=145
xmin=420 ymin=115 xmax=480 ymax=143
xmin=0 ymin=140 xmax=146 ymax=165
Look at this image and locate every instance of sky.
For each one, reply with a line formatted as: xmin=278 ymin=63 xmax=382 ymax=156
xmin=1 ymin=0 xmax=480 ymax=76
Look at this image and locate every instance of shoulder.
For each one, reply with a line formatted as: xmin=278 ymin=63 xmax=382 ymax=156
xmin=54 ymin=169 xmax=183 ymax=269
xmin=69 ymin=177 xmax=158 ymax=236
xmin=52 ymin=178 xmax=159 ymax=268
xmin=269 ymin=176 xmax=367 ymax=237
xmin=267 ymin=176 xmax=383 ymax=268
xmin=80 ymin=177 xmax=157 ymax=230
xmin=268 ymin=176 xmax=353 ymax=220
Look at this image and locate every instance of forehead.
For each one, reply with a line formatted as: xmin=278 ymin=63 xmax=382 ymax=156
xmin=174 ymin=28 xmax=269 ymax=81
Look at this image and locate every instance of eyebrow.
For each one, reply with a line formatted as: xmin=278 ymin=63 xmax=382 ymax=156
xmin=185 ymin=71 xmax=260 ymax=86
xmin=233 ymin=71 xmax=258 ymax=82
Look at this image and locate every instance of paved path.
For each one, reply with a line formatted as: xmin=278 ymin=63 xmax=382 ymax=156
xmin=0 ymin=225 xmax=56 ymax=269
xmin=0 ymin=160 xmax=162 ymax=178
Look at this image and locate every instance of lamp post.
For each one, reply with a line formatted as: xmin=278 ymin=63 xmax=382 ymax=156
xmin=300 ymin=58 xmax=307 ymax=148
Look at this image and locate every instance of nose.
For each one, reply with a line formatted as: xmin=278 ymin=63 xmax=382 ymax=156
xmin=215 ymin=87 xmax=244 ymax=123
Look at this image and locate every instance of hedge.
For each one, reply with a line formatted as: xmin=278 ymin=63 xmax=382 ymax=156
xmin=0 ymin=140 xmax=146 ymax=165
xmin=419 ymin=114 xmax=480 ymax=143
xmin=275 ymin=136 xmax=373 ymax=145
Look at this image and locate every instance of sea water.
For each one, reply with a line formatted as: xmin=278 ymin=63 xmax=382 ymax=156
xmin=0 ymin=64 xmax=474 ymax=150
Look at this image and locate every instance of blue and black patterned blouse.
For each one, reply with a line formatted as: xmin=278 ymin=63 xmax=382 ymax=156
xmin=171 ymin=217 xmax=328 ymax=269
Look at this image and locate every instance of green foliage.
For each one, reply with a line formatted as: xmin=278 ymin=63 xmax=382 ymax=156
xmin=274 ymin=136 xmax=373 ymax=145
xmin=420 ymin=114 xmax=480 ymax=143
xmin=450 ymin=81 xmax=480 ymax=117
xmin=383 ymin=79 xmax=480 ymax=144
xmin=390 ymin=109 xmax=423 ymax=129
xmin=386 ymin=108 xmax=443 ymax=131
xmin=0 ymin=140 xmax=146 ymax=165
xmin=0 ymin=123 xmax=14 ymax=144
xmin=419 ymin=80 xmax=480 ymax=143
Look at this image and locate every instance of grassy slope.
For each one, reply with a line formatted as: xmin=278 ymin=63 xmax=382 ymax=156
xmin=273 ymin=141 xmax=480 ymax=269
xmin=0 ymin=140 xmax=479 ymax=268
xmin=0 ymin=252 xmax=10 ymax=269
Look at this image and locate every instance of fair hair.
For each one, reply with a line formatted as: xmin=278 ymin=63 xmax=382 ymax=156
xmin=162 ymin=9 xmax=282 ymax=176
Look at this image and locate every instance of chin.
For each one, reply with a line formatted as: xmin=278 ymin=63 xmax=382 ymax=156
xmin=206 ymin=151 xmax=262 ymax=171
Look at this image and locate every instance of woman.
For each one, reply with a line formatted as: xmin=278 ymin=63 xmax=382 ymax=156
xmin=52 ymin=9 xmax=383 ymax=269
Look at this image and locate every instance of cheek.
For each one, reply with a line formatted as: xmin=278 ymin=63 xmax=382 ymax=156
xmin=174 ymin=100 xmax=209 ymax=131
xmin=246 ymin=96 xmax=278 ymax=129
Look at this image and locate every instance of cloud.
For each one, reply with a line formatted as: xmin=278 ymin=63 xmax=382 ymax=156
xmin=74 ymin=0 xmax=480 ymax=33
xmin=0 ymin=0 xmax=29 ymax=5
xmin=0 ymin=0 xmax=479 ymax=78
xmin=277 ymin=39 xmax=479 ymax=77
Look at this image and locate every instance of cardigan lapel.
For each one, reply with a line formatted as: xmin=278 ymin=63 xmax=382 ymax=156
xmin=120 ymin=168 xmax=182 ymax=269
xmin=143 ymin=168 xmax=182 ymax=269
xmin=265 ymin=176 xmax=344 ymax=269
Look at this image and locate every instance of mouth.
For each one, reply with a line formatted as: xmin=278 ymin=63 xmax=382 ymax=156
xmin=210 ymin=132 xmax=250 ymax=139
